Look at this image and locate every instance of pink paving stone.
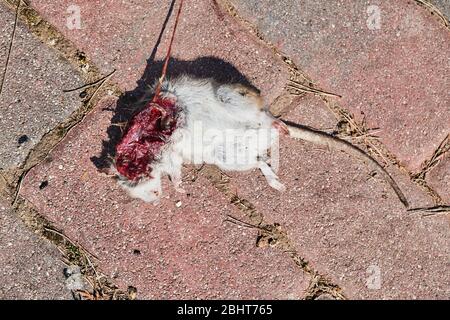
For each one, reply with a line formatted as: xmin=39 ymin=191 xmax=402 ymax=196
xmin=280 ymin=94 xmax=338 ymax=130
xmin=427 ymin=154 xmax=450 ymax=203
xmin=0 ymin=200 xmax=71 ymax=299
xmin=226 ymin=99 xmax=449 ymax=299
xmin=20 ymin=97 xmax=310 ymax=299
xmin=230 ymin=0 xmax=450 ymax=172
xmin=28 ymin=0 xmax=287 ymax=104
xmin=285 ymin=94 xmax=433 ymax=206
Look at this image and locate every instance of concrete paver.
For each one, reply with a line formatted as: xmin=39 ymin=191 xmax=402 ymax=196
xmin=0 ymin=3 xmax=83 ymax=170
xmin=230 ymin=0 xmax=450 ymax=172
xmin=427 ymin=154 xmax=450 ymax=203
xmin=1 ymin=0 xmax=447 ymax=300
xmin=20 ymin=97 xmax=311 ymax=299
xmin=226 ymin=100 xmax=449 ymax=299
xmin=0 ymin=200 xmax=71 ymax=299
xmin=28 ymin=0 xmax=287 ymax=104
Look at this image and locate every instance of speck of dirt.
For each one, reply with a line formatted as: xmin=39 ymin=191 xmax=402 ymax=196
xmin=79 ymin=90 xmax=87 ymax=99
xmin=18 ymin=135 xmax=29 ymax=145
xmin=39 ymin=180 xmax=49 ymax=190
xmin=133 ymin=249 xmax=141 ymax=256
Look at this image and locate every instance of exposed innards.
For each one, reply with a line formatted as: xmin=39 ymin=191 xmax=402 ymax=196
xmin=115 ymin=96 xmax=179 ymax=182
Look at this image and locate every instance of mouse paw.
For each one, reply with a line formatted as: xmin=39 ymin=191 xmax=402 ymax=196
xmin=269 ymin=180 xmax=286 ymax=192
xmin=272 ymin=120 xmax=289 ymax=135
xmin=175 ymin=186 xmax=186 ymax=194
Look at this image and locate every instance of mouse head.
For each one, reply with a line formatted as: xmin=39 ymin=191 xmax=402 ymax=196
xmin=217 ymin=83 xmax=266 ymax=111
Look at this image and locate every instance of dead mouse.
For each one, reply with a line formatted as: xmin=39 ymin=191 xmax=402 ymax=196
xmin=113 ymin=75 xmax=408 ymax=208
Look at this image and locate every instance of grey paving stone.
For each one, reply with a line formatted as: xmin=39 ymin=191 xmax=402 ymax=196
xmin=430 ymin=0 xmax=450 ymax=22
xmin=0 ymin=201 xmax=71 ymax=299
xmin=0 ymin=3 xmax=83 ymax=170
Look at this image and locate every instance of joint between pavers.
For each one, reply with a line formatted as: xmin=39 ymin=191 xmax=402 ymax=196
xmin=3 ymin=77 xmax=120 ymax=187
xmin=2 ymin=0 xmax=444 ymax=298
xmin=0 ymin=0 xmax=123 ymax=188
xmin=0 ymin=155 xmax=132 ymax=300
xmin=200 ymin=165 xmax=347 ymax=300
xmin=409 ymin=134 xmax=449 ymax=205
xmin=413 ymin=134 xmax=450 ymax=180
xmin=0 ymin=174 xmax=132 ymax=300
xmin=215 ymin=0 xmax=341 ymax=109
xmin=1 ymin=167 xmax=128 ymax=300
xmin=414 ymin=0 xmax=450 ymax=29
xmin=0 ymin=0 xmax=123 ymax=187
xmin=216 ymin=0 xmax=441 ymax=209
xmin=214 ymin=0 xmax=401 ymax=164
xmin=0 ymin=0 xmax=132 ymax=299
xmin=1 ymin=0 xmax=106 ymax=86
xmin=317 ymin=97 xmax=448 ymax=207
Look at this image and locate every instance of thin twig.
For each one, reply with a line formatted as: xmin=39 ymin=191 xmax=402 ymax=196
xmin=224 ymin=214 xmax=261 ymax=229
xmin=11 ymin=69 xmax=115 ymax=207
xmin=43 ymin=226 xmax=99 ymax=260
xmin=12 ymin=169 xmax=27 ymax=207
xmin=407 ymin=205 xmax=450 ymax=217
xmin=422 ymin=211 xmax=449 ymax=217
xmin=287 ymin=80 xmax=342 ymax=98
xmin=63 ymin=69 xmax=116 ymax=93
xmin=84 ymin=69 xmax=116 ymax=106
xmin=0 ymin=171 xmax=9 ymax=185
xmin=416 ymin=134 xmax=450 ymax=179
xmin=153 ymin=0 xmax=184 ymax=99
xmin=414 ymin=0 xmax=449 ymax=27
xmin=408 ymin=205 xmax=450 ymax=213
xmin=0 ymin=0 xmax=21 ymax=97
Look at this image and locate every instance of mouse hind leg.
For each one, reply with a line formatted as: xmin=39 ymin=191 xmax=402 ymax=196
xmin=120 ymin=174 xmax=163 ymax=204
xmin=163 ymin=150 xmax=185 ymax=193
xmin=258 ymin=161 xmax=286 ymax=192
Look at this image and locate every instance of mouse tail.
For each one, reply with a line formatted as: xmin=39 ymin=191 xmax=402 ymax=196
xmin=285 ymin=123 xmax=410 ymax=209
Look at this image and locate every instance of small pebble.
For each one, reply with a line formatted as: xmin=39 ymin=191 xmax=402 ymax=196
xmin=39 ymin=181 xmax=49 ymax=190
xmin=18 ymin=135 xmax=29 ymax=145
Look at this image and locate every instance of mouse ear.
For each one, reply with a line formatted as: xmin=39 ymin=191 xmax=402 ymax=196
xmin=216 ymin=85 xmax=234 ymax=104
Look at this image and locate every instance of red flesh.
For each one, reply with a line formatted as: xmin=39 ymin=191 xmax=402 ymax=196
xmin=115 ymin=97 xmax=178 ymax=182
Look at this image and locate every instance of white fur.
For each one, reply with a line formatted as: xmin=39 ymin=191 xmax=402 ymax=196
xmin=120 ymin=76 xmax=283 ymax=202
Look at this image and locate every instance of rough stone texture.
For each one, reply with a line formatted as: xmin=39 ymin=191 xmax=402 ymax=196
xmin=0 ymin=3 xmax=83 ymax=170
xmin=430 ymin=0 xmax=450 ymax=22
xmin=0 ymin=200 xmax=71 ymax=299
xmin=230 ymin=0 xmax=450 ymax=172
xmin=20 ymin=97 xmax=311 ymax=299
xmin=6 ymin=0 xmax=447 ymax=301
xmin=315 ymin=293 xmax=336 ymax=300
xmin=280 ymin=94 xmax=338 ymax=130
xmin=225 ymin=101 xmax=449 ymax=299
xmin=427 ymin=154 xmax=450 ymax=203
xmin=28 ymin=0 xmax=287 ymax=104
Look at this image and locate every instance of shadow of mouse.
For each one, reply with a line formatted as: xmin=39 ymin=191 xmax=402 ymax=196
xmin=90 ymin=0 xmax=262 ymax=203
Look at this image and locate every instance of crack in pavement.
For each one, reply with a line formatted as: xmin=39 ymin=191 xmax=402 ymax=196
xmin=3 ymin=0 xmax=447 ymax=300
xmin=414 ymin=0 xmax=450 ymax=28
xmin=200 ymin=165 xmax=346 ymax=300
xmin=0 ymin=0 xmax=128 ymax=299
xmin=215 ymin=0 xmax=446 ymax=208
